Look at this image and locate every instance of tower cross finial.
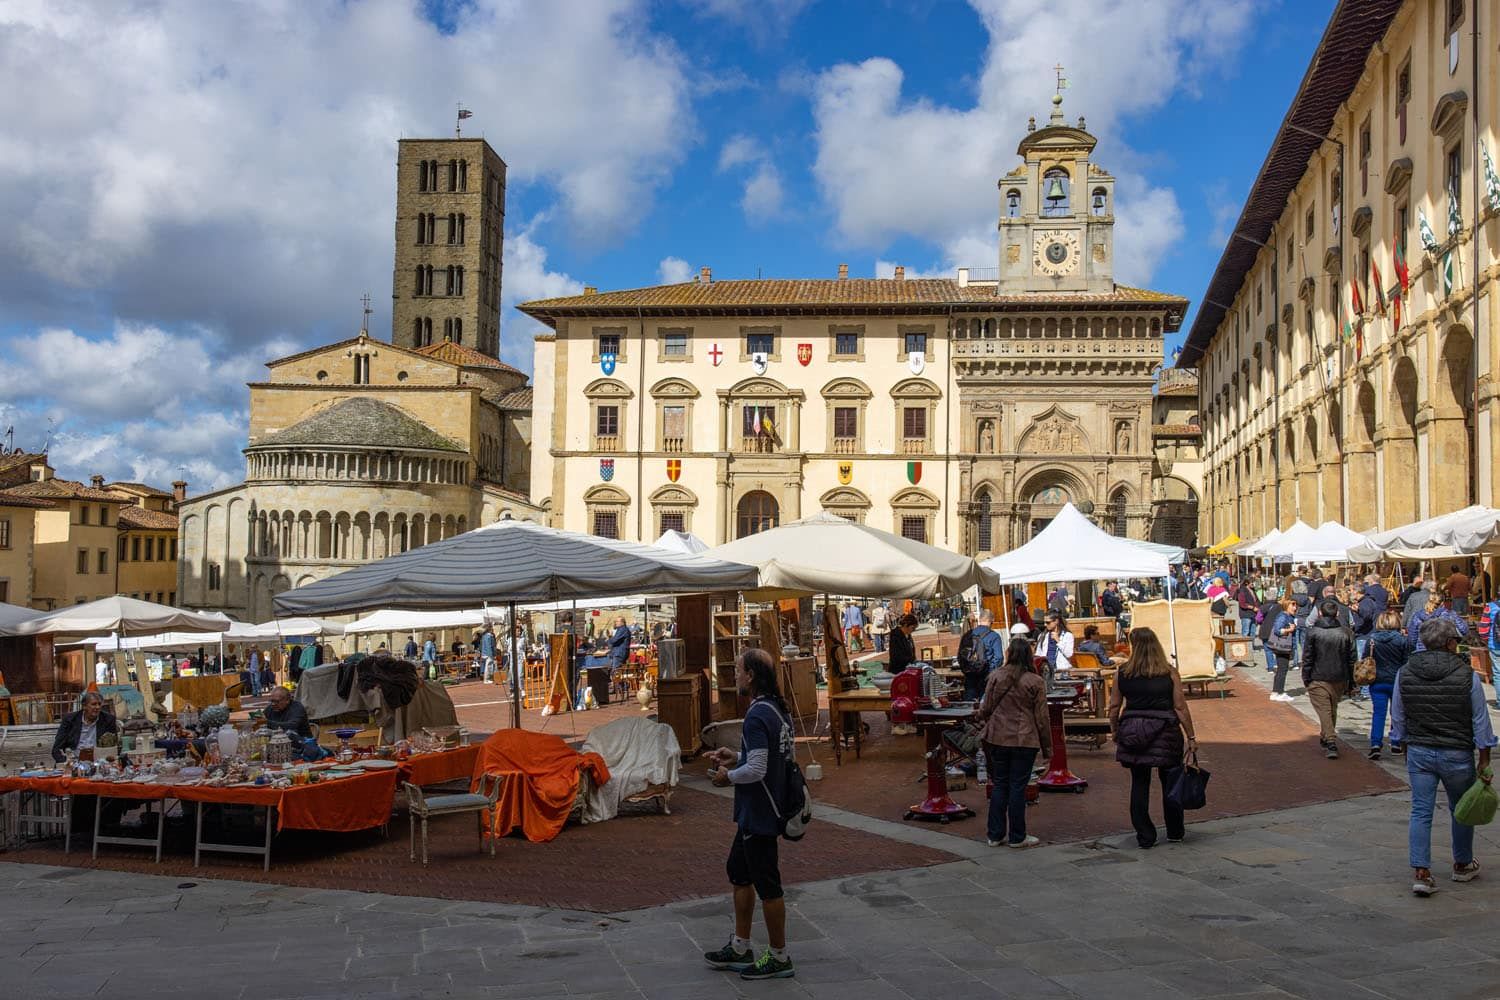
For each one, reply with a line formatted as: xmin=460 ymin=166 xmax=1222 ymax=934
xmin=360 ymin=292 xmax=372 ymax=334
xmin=1054 ymin=63 xmax=1067 ymax=95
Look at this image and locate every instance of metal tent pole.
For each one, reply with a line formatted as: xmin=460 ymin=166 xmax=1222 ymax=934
xmin=508 ymin=601 xmax=521 ymax=729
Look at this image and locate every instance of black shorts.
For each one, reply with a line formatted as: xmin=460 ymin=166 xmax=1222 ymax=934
xmin=726 ymin=831 xmax=782 ymax=901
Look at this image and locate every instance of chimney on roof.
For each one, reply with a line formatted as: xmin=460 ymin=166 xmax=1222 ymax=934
xmin=893 ymin=265 xmax=905 ymax=281
xmin=837 ymin=263 xmax=848 ymax=281
xmin=90 ymin=474 xmax=104 ymax=489
xmin=699 ymin=266 xmax=712 ymax=283
xmin=172 ymin=480 xmax=187 ymax=504
xmin=582 ymin=285 xmax=597 ymax=296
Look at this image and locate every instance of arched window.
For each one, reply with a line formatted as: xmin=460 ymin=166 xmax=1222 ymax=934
xmin=1110 ymin=489 xmax=1128 ymax=537
xmin=1041 ymin=168 xmax=1070 ymax=217
xmin=975 ymin=489 xmax=993 ymax=552
xmin=1005 ymin=189 xmax=1021 ymax=218
xmin=737 ymin=491 xmax=779 ymax=539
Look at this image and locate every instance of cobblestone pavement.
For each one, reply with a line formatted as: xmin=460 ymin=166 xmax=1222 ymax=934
xmin=8 ymin=784 xmax=1500 ymax=1000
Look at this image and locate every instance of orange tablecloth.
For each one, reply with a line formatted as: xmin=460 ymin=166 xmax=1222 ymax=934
xmin=0 ymin=770 xmax=398 ymax=833
xmin=470 ymin=730 xmax=609 ymax=843
xmin=399 ymin=745 xmax=479 ymax=787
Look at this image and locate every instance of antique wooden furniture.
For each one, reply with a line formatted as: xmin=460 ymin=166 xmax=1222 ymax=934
xmin=656 ymin=673 xmax=704 ymax=755
xmin=402 ymin=772 xmax=506 ymax=865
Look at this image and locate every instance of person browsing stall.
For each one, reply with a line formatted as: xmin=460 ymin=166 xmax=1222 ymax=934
xmin=959 ymin=609 xmax=1005 ymax=702
xmin=51 ymin=691 xmax=118 ymax=762
xmin=888 ymin=613 xmax=919 ymax=673
xmin=704 ymin=648 xmax=796 ymax=981
xmin=973 ymin=636 xmax=1050 ymax=849
xmin=1107 ymin=627 xmax=1198 ymax=848
xmin=1036 ymin=611 xmax=1074 ymax=682
xmin=607 ymin=616 xmax=632 ymax=668
xmin=263 ymin=686 xmax=312 ymax=739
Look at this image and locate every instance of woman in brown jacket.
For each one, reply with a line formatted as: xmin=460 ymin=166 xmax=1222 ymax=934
xmin=974 ymin=636 xmax=1052 ymax=848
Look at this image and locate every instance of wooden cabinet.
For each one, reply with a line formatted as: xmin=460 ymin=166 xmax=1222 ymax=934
xmin=657 ymin=674 xmax=704 ymax=755
xmin=778 ymin=655 xmax=818 ymax=725
xmin=712 ymin=610 xmax=753 ymax=721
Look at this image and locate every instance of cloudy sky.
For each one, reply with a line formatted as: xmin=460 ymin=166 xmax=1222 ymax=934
xmin=0 ymin=0 xmax=1330 ymax=493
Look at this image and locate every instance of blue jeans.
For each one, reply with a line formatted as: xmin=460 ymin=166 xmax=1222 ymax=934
xmin=984 ymin=745 xmax=1038 ymax=844
xmin=1263 ymin=644 xmax=1277 ymax=673
xmin=872 ymin=632 xmax=886 ymax=652
xmin=1406 ymin=744 xmax=1477 ymax=869
xmin=1490 ymin=651 xmax=1500 ymax=705
xmin=1368 ymin=683 xmax=1394 ymax=748
xmin=1239 ymin=616 xmax=1255 ymax=637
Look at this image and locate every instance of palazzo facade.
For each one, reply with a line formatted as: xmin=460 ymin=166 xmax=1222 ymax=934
xmin=1184 ymin=0 xmax=1499 ymax=539
xmin=522 ymin=99 xmax=1187 ymax=554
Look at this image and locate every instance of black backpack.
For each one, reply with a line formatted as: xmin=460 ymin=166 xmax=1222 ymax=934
xmin=960 ymin=632 xmax=988 ymax=676
xmin=758 ymin=704 xmax=812 ymax=841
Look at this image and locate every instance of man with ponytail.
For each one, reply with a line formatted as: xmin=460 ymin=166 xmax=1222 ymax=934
xmin=703 ymin=647 xmax=796 ymax=980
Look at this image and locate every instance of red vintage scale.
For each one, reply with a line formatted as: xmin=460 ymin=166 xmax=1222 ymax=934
xmin=891 ymin=665 xmax=975 ymax=823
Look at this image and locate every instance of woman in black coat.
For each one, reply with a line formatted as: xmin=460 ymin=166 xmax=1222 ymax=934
xmin=1107 ymin=627 xmax=1198 ymax=849
xmin=888 ymin=614 xmax=918 ymax=673
xmin=1368 ymin=609 xmax=1413 ymax=759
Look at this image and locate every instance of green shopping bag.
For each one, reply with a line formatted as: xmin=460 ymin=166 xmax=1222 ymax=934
xmin=1454 ymin=768 xmax=1498 ymax=827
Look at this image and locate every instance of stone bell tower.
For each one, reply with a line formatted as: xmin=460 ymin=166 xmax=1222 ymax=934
xmin=997 ymin=90 xmax=1116 ymax=295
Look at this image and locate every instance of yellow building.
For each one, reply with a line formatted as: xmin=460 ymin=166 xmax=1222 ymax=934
xmin=4 ymin=473 xmax=132 ymax=610
xmin=522 ymin=99 xmax=1187 ymax=549
xmin=1150 ymin=368 xmax=1203 ymax=549
xmin=1182 ymin=0 xmax=1498 ymax=539
xmin=106 ymin=480 xmax=182 ymax=605
xmin=0 ymin=489 xmax=48 ymax=608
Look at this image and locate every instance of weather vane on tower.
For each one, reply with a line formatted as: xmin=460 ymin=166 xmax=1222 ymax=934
xmin=360 ymin=292 xmax=372 ymax=336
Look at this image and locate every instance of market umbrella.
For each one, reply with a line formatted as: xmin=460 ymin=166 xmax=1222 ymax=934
xmin=8 ymin=595 xmax=231 ymax=638
xmin=653 ymin=529 xmax=710 ymax=555
xmin=274 ymin=518 xmax=760 ymax=727
xmin=343 ymin=608 xmax=505 ymax=635
xmin=1206 ymin=533 xmax=1242 ymax=555
xmin=0 ymin=601 xmax=42 ymax=632
xmin=242 ymin=617 xmax=347 ymax=638
xmin=708 ymin=511 xmax=997 ymax=600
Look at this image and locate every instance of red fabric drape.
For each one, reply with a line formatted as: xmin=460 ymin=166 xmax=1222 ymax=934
xmin=470 ymin=730 xmax=609 ymax=843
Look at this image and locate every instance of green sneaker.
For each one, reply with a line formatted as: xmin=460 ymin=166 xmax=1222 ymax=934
xmin=739 ymin=950 xmax=795 ymax=980
xmin=704 ymin=942 xmax=754 ymax=971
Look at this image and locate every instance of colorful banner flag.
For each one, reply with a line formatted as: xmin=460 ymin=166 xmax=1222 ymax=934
xmin=1392 ymin=287 xmax=1402 ymax=334
xmin=1350 ymin=274 xmax=1364 ymax=317
xmin=1447 ymin=180 xmax=1463 ymax=237
xmin=1371 ymin=257 xmax=1387 ymax=316
xmin=1485 ymin=143 xmax=1500 ymax=214
xmin=1394 ymin=233 xmax=1410 ymax=294
xmin=1442 ymin=252 xmax=1454 ymax=297
xmin=1418 ymin=210 xmax=1440 ymax=255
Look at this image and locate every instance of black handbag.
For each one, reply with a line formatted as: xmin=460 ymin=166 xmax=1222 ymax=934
xmin=1166 ymin=751 xmax=1210 ymax=810
xmin=1266 ymin=630 xmax=1294 ymax=655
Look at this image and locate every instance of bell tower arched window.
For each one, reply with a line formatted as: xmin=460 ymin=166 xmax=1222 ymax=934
xmin=1091 ymin=187 xmax=1108 ymax=216
xmin=1041 ymin=168 xmax=1070 ymax=217
xmin=1005 ymin=189 xmax=1021 ymax=218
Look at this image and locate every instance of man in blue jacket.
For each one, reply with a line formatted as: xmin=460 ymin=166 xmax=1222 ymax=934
xmin=1355 ymin=574 xmax=1389 ymax=658
xmin=606 ymin=616 xmax=633 ymax=668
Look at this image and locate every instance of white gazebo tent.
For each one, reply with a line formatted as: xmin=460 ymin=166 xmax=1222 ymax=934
xmin=1121 ymin=537 xmax=1187 ymax=565
xmin=1260 ymin=520 xmax=1316 ymax=563
xmin=1283 ymin=521 xmax=1370 ymax=564
xmin=980 ymin=503 xmax=1177 ymax=658
xmin=7 ymin=596 xmax=231 ymax=639
xmin=242 ymin=617 xmax=347 ymax=639
xmin=0 ymin=601 xmax=42 ymax=633
xmin=708 ymin=511 xmax=997 ymax=600
xmin=1347 ymin=505 xmax=1500 ymax=562
xmin=1235 ymin=527 xmax=1283 ymax=558
xmin=653 ymin=529 xmax=710 ymax=556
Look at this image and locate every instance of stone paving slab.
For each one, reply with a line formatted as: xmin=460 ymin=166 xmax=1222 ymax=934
xmin=7 ymin=785 xmax=1500 ymax=999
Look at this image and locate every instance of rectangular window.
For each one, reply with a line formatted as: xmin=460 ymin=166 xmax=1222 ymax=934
xmin=0 ymin=518 xmax=9 ymax=549
xmin=900 ymin=516 xmax=927 ymax=543
xmin=1285 ymin=237 xmax=1293 ymax=271
xmin=0 ymin=580 xmax=7 ymax=603
xmin=97 ymin=549 xmax=108 ymax=574
xmin=1358 ymin=118 xmax=1372 ymax=195
xmin=661 ymin=405 xmax=685 ymax=447
xmin=596 ymin=405 xmax=619 ymax=438
xmin=1254 ymin=283 xmax=1263 ymax=315
xmin=1305 ymin=207 xmax=1315 ymax=239
xmin=902 ymin=406 xmax=927 ymax=440
xmin=593 ymin=511 xmax=619 ymax=540
xmin=833 ymin=406 xmax=858 ymax=439
xmin=904 ymin=331 xmax=928 ymax=356
xmin=746 ymin=331 xmax=774 ymax=356
xmin=77 ymin=548 xmax=89 ymax=574
xmin=79 ymin=505 xmax=89 ymax=525
xmin=659 ymin=512 xmax=685 ymax=535
xmin=208 ymin=562 xmax=221 ymax=591
xmin=170 ymin=539 xmax=177 ymax=561
xmin=99 ymin=505 xmax=109 ymax=526
xmin=1446 ymin=148 xmax=1462 ymax=215
xmin=118 ymin=537 xmax=127 ymax=562
xmin=743 ymin=404 xmax=775 ymax=437
xmin=835 ymin=331 xmax=860 ymax=355
xmin=598 ymin=332 xmax=621 ymax=356
xmin=662 ymin=330 xmax=688 ymax=357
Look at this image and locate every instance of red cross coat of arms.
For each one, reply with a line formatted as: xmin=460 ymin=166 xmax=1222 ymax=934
xmin=666 ymin=459 xmax=681 ymax=483
xmin=796 ymin=343 xmax=813 ymax=366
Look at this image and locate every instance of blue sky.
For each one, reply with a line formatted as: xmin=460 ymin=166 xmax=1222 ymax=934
xmin=0 ymin=0 xmax=1332 ymax=491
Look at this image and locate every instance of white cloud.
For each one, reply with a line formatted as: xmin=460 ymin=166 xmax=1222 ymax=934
xmin=874 ymin=260 xmax=953 ymax=280
xmin=658 ymin=256 xmax=694 ymax=284
xmin=0 ymin=0 xmax=694 ymax=344
xmin=685 ymin=0 xmax=812 ymax=41
xmin=717 ymin=135 xmax=785 ymax=223
xmin=498 ymin=227 xmax=584 ymax=370
xmin=809 ymin=0 xmax=1257 ymax=285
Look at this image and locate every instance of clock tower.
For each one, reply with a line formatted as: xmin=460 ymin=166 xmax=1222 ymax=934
xmin=996 ymin=92 xmax=1115 ymax=294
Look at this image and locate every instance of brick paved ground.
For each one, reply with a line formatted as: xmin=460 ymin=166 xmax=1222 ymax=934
xmin=8 ymin=787 xmax=1500 ymax=999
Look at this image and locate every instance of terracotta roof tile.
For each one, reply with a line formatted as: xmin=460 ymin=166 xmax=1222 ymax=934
xmin=250 ymin=397 xmax=465 ymax=453
xmin=520 ymin=278 xmax=1187 ymax=317
xmin=6 ymin=479 xmax=134 ymax=503
xmin=0 ymin=451 xmax=47 ymax=488
xmin=104 ymin=481 xmax=174 ymax=498
xmin=414 ymin=340 xmax=525 ymax=375
xmin=0 ymin=488 xmax=59 ymax=510
xmin=484 ymin=387 xmax=533 ymax=410
xmin=118 ymin=506 xmax=180 ymax=530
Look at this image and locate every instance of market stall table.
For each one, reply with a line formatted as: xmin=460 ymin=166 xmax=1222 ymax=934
xmin=827 ymin=689 xmax=892 ymax=765
xmin=904 ymin=706 xmax=976 ymax=824
xmin=1038 ymin=688 xmax=1088 ymax=792
xmin=397 ymin=744 xmax=480 ymax=787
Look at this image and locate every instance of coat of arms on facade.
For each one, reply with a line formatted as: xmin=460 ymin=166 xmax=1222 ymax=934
xmin=599 ymin=459 xmax=615 ymax=482
xmin=708 ymin=343 xmax=724 ymax=366
xmin=906 ymin=461 xmax=922 ymax=485
xmin=751 ymin=351 xmax=769 ymax=375
xmin=666 ymin=459 xmax=681 ymax=483
xmin=907 ymin=350 xmax=925 ymax=375
xmin=837 ymin=462 xmax=853 ymax=485
xmin=796 ymin=343 xmax=813 ymax=366
xmin=600 ymin=352 xmax=617 ymax=375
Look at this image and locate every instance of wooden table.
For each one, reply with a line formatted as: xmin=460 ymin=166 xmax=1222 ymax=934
xmin=827 ymin=690 xmax=892 ymax=765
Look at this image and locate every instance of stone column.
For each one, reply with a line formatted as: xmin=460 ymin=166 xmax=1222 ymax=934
xmin=1377 ymin=426 xmax=1417 ymax=528
xmin=1343 ymin=444 xmax=1377 ymax=530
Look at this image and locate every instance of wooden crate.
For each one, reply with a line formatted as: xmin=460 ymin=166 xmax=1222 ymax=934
xmin=657 ymin=674 xmax=704 ymax=755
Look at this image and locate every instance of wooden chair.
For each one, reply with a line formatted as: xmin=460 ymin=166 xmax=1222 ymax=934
xmin=402 ymin=772 xmax=506 ymax=866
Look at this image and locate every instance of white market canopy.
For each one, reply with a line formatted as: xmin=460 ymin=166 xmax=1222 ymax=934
xmin=275 ymin=518 xmax=761 ymax=617
xmin=343 ymin=608 xmax=507 ymax=636
xmin=0 ymin=601 xmax=43 ymax=632
xmin=708 ymin=511 xmax=998 ymax=599
xmin=6 ymin=596 xmax=231 ymax=639
xmin=1121 ymin=536 xmax=1187 ymax=565
xmin=1289 ymin=521 xmax=1371 ymax=563
xmin=80 ymin=627 xmax=258 ymax=653
xmin=1259 ymin=520 xmax=1315 ymax=562
xmin=241 ymin=617 xmax=347 ymax=638
xmin=653 ymin=529 xmax=709 ymax=555
xmin=980 ymin=503 xmax=1170 ymax=584
xmin=1235 ymin=527 xmax=1282 ymax=557
xmin=1347 ymin=505 xmax=1500 ymax=562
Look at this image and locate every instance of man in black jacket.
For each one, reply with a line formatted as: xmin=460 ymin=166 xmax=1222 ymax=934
xmin=51 ymin=691 xmax=118 ymax=762
xmin=1100 ymin=582 xmax=1124 ymax=621
xmin=1301 ymin=600 xmax=1356 ymax=759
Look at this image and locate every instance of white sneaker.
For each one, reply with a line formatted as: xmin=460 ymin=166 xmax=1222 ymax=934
xmin=1007 ymin=835 xmax=1041 ymax=849
xmin=1271 ymin=693 xmax=1293 ymax=703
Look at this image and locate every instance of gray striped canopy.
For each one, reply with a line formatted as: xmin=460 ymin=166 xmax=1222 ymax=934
xmin=273 ymin=518 xmax=760 ymax=616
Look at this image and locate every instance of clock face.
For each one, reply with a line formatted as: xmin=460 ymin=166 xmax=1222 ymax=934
xmin=1034 ymin=230 xmax=1081 ymax=277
